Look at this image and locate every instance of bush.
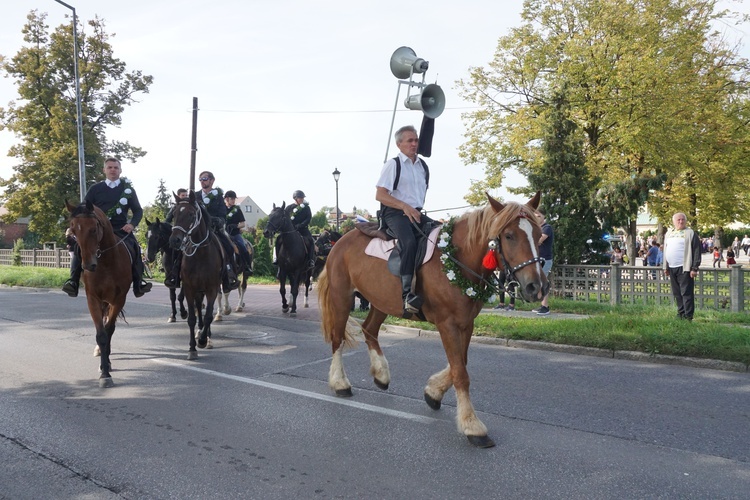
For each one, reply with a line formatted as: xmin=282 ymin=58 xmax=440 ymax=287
xmin=11 ymin=239 xmax=24 ymax=266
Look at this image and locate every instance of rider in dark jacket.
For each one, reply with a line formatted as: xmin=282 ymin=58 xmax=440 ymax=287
xmin=275 ymin=190 xmax=315 ymax=270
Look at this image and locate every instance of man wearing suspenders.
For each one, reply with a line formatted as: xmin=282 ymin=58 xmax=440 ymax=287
xmin=376 ymin=125 xmax=430 ymax=315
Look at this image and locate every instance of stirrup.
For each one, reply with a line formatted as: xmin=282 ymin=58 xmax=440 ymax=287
xmin=404 ymin=293 xmax=422 ymax=314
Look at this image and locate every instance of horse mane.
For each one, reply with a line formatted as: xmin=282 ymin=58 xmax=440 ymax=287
xmin=462 ymin=201 xmax=539 ymax=256
xmin=70 ymin=201 xmax=111 ymax=228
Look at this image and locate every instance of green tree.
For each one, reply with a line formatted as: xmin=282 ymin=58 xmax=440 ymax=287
xmin=527 ymin=90 xmax=607 ymax=264
xmin=0 ymin=11 xmax=153 ymax=243
xmin=153 ymin=179 xmax=172 ymax=216
xmin=311 ymin=208 xmax=327 ymax=230
xmin=458 ymin=0 xmax=750 ymax=229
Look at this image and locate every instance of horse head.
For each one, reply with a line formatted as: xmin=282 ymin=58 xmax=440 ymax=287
xmin=169 ymin=192 xmax=211 ymax=254
xmin=483 ymin=191 xmax=549 ymax=301
xmin=145 ymin=217 xmax=172 ymax=263
xmin=263 ymin=202 xmax=288 ymax=239
xmin=66 ymin=199 xmax=110 ymax=272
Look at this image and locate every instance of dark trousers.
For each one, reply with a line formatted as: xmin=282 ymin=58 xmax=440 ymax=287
xmin=230 ymin=233 xmax=251 ymax=269
xmin=667 ymin=266 xmax=695 ymax=319
xmin=381 ymin=207 xmax=419 ymax=276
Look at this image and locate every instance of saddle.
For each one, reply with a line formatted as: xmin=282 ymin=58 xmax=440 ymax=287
xmin=356 ymin=221 xmax=442 ymax=277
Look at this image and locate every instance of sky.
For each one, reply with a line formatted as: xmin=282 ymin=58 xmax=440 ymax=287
xmin=1 ymin=1 xmax=749 ymax=222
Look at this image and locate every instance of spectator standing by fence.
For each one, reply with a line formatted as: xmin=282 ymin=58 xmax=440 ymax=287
xmin=663 ymin=212 xmax=702 ymax=321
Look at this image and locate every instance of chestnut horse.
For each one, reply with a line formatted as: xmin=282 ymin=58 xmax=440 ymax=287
xmin=145 ymin=218 xmax=187 ymax=323
xmin=66 ymin=200 xmax=132 ymax=388
xmin=318 ymin=193 xmax=548 ymax=447
xmin=169 ymin=191 xmax=223 ymax=359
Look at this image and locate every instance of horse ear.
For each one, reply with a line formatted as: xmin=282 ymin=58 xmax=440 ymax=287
xmin=281 ymin=201 xmax=286 ymax=210
xmin=85 ymin=199 xmax=94 ymax=212
xmin=189 ymin=190 xmax=196 ymax=203
xmin=486 ymin=191 xmax=505 ymax=213
xmin=273 ymin=203 xmax=277 ymax=209
xmin=145 ymin=217 xmax=152 ymax=226
xmin=527 ymin=191 xmax=541 ymax=210
xmin=173 ymin=191 xmax=180 ymax=202
xmin=155 ymin=217 xmax=161 ymax=224
xmin=65 ymin=199 xmax=77 ymax=213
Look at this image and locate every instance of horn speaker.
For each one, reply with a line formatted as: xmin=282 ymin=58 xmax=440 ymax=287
xmin=404 ymin=84 xmax=445 ymax=119
xmin=390 ymin=46 xmax=429 ymax=79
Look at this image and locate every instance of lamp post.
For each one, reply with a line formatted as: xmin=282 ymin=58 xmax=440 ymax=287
xmin=332 ymin=168 xmax=340 ymax=232
xmin=54 ymin=0 xmax=86 ymax=201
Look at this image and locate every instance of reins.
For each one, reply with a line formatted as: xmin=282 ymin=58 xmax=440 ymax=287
xmin=73 ymin=213 xmax=128 ymax=258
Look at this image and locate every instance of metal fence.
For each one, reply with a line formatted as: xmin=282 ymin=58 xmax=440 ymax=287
xmin=2 ymin=249 xmax=747 ymax=312
xmin=553 ymin=263 xmax=747 ymax=312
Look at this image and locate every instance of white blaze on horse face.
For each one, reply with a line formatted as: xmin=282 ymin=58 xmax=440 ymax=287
xmin=518 ymin=218 xmax=542 ymax=272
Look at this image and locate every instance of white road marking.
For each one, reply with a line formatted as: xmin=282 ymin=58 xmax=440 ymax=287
xmin=152 ymin=358 xmax=439 ymax=424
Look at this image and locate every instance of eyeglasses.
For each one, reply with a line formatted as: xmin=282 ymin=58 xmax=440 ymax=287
xmin=199 ymin=177 xmax=211 ymax=181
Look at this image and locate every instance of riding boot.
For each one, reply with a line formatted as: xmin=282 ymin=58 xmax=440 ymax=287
xmin=164 ymin=255 xmax=181 ymax=289
xmin=401 ymin=274 xmax=422 ymax=316
xmin=132 ymin=256 xmax=152 ymax=298
xmin=225 ymin=263 xmax=239 ymax=291
xmin=62 ymin=249 xmax=82 ymax=297
xmin=307 ymin=241 xmax=316 ymax=270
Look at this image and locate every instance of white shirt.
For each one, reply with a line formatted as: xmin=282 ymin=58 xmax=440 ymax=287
xmin=664 ymin=229 xmax=686 ymax=268
xmin=105 ymin=179 xmax=121 ymax=189
xmin=376 ymin=152 xmax=427 ymax=209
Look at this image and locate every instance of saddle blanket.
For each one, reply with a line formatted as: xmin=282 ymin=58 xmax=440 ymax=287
xmin=364 ymin=226 xmax=443 ymax=264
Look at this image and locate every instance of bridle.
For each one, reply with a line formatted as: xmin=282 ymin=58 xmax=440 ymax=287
xmin=72 ymin=212 xmax=127 ymax=258
xmin=171 ymin=201 xmax=211 ymax=256
xmin=415 ymin=211 xmax=545 ymax=301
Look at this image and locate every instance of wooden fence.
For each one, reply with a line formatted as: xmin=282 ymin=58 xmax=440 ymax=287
xmin=1 ymin=249 xmax=747 ymax=312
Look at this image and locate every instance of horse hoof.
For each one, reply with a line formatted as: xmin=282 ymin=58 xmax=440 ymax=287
xmin=374 ymin=379 xmax=389 ymax=391
xmin=282 ymin=307 xmax=289 ymax=313
xmin=187 ymin=351 xmax=198 ymax=360
xmin=424 ymin=393 xmax=441 ymax=410
xmin=99 ymin=377 xmax=114 ymax=388
xmin=181 ymin=312 xmax=188 ymax=320
xmin=335 ymin=388 xmax=353 ymax=397
xmin=167 ymin=317 xmax=175 ymax=323
xmin=304 ymin=303 xmax=309 ymax=308
xmin=197 ymin=338 xmax=207 ymax=349
xmin=467 ymin=435 xmax=496 ymax=448
xmin=222 ymin=308 xmax=230 ymax=316
xmin=206 ymin=338 xmax=213 ymax=349
xmin=235 ymin=307 xmax=243 ymax=312
xmin=214 ymin=316 xmax=223 ymax=322
xmin=290 ymin=312 xmax=296 ymax=317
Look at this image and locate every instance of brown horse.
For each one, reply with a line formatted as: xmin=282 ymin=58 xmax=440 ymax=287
xmin=169 ymin=191 xmax=223 ymax=359
xmin=318 ymin=193 xmax=548 ymax=447
xmin=66 ymin=200 xmax=132 ymax=388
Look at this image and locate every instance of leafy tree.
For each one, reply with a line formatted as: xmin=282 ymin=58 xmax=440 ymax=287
xmin=458 ymin=0 xmax=750 ymax=230
xmin=0 ymin=11 xmax=152 ymax=243
xmin=527 ymin=90 xmax=607 ymax=264
xmin=311 ymin=208 xmax=327 ymax=230
xmin=153 ymin=179 xmax=172 ymax=217
xmin=253 ymin=235 xmax=274 ymax=277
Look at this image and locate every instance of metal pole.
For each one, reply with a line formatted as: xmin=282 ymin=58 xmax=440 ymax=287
xmin=189 ymin=97 xmax=198 ymax=192
xmin=54 ymin=0 xmax=86 ymax=201
xmin=335 ymin=178 xmax=340 ymax=232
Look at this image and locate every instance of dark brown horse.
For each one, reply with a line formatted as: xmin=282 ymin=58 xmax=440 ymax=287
xmin=66 ymin=200 xmax=132 ymax=388
xmin=145 ymin=218 xmax=187 ymax=323
xmin=169 ymin=191 xmax=223 ymax=359
xmin=318 ymin=193 xmax=548 ymax=447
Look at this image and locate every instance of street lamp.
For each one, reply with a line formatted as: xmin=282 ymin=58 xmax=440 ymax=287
xmin=332 ymin=168 xmax=340 ymax=232
xmin=54 ymin=0 xmax=86 ymax=201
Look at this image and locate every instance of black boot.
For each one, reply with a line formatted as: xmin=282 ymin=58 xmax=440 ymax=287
xmin=132 ymin=257 xmax=152 ymax=298
xmin=225 ymin=264 xmax=239 ymax=291
xmin=62 ymin=251 xmax=82 ymax=297
xmin=401 ymin=274 xmax=422 ymax=316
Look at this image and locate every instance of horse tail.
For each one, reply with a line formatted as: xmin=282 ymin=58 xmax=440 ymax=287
xmin=317 ymin=269 xmax=358 ymax=348
xmin=318 ymin=270 xmax=333 ymax=344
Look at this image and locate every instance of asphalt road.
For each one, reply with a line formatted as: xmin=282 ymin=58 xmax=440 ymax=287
xmin=0 ymin=284 xmax=748 ymax=499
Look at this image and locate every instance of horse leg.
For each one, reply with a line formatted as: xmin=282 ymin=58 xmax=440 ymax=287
xmin=168 ymin=288 xmax=177 ymax=323
xmin=303 ymin=274 xmax=310 ymax=308
xmin=362 ymin=308 xmax=390 ymax=390
xmin=235 ymin=277 xmax=246 ymax=312
xmin=435 ymin=326 xmax=494 ymax=448
xmin=424 ymin=365 xmax=453 ymax=410
xmin=178 ymin=289 xmax=188 ymax=319
xmin=324 ymin=275 xmax=357 ymax=397
xmin=186 ymin=294 xmax=199 ymax=360
xmin=214 ymin=290 xmax=226 ymax=322
xmin=289 ymin=276 xmax=299 ymax=316
xmin=199 ymin=292 xmax=216 ymax=349
xmin=279 ymin=275 xmax=289 ymax=313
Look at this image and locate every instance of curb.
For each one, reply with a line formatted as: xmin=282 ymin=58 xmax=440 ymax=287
xmin=382 ymin=324 xmax=749 ymax=374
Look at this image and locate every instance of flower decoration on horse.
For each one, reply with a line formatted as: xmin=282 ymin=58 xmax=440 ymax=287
xmin=105 ymin=178 xmax=134 ymax=219
xmin=439 ymin=217 xmax=497 ymax=303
